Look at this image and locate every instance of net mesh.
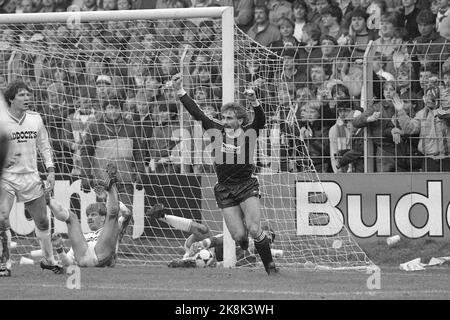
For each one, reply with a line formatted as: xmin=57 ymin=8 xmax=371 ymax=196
xmin=2 ymin=14 xmax=374 ymax=269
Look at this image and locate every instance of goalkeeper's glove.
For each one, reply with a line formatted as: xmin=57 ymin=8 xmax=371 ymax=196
xmin=81 ymin=176 xmax=92 ymax=193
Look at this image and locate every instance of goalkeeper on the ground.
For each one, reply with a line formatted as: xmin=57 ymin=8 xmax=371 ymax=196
xmin=46 ymin=163 xmax=134 ymax=267
xmin=146 ymin=205 xmax=276 ymax=268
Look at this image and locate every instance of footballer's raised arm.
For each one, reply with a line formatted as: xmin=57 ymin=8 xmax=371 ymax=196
xmin=172 ymin=73 xmax=222 ymax=131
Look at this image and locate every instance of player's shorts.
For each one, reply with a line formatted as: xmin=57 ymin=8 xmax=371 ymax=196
xmin=77 ymin=242 xmax=99 ymax=268
xmin=1 ymin=172 xmax=43 ymax=202
xmin=213 ymin=177 xmax=260 ymax=209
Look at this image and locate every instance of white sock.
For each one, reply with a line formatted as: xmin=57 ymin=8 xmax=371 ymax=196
xmin=162 ymin=215 xmax=192 ymax=232
xmin=35 ymin=227 xmax=56 ymax=264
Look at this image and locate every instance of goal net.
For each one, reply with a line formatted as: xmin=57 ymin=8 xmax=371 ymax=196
xmin=1 ymin=8 xmax=375 ymax=270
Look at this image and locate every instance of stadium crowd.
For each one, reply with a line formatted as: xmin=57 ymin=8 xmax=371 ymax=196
xmin=1 ymin=0 xmax=450 ymax=175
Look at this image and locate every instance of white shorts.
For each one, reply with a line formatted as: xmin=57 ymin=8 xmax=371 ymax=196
xmin=1 ymin=172 xmax=43 ymax=203
xmin=77 ymin=242 xmax=99 ymax=268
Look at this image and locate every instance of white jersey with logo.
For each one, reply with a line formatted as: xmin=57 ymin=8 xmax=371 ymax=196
xmin=3 ymin=109 xmax=53 ymax=174
xmin=66 ymin=228 xmax=103 ymax=264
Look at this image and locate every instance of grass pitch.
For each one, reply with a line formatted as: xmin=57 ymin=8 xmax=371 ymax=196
xmin=1 ymin=264 xmax=449 ymax=300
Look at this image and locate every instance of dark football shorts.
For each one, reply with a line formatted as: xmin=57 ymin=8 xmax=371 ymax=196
xmin=214 ymin=177 xmax=260 ymax=209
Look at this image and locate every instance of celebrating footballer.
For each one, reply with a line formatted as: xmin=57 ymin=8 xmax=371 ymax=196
xmin=171 ymin=73 xmax=278 ymax=275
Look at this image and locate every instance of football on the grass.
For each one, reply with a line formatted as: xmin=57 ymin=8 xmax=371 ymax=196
xmin=195 ymin=249 xmax=214 ymax=268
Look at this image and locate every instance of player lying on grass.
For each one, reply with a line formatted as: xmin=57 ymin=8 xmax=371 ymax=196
xmin=171 ymin=73 xmax=278 ymax=275
xmin=46 ymin=163 xmax=133 ymax=267
xmin=146 ymin=205 xmax=276 ymax=268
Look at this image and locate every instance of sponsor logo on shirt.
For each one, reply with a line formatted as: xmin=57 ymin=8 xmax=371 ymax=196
xmin=9 ymin=131 xmax=38 ymax=143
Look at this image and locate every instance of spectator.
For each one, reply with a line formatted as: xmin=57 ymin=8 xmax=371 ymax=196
xmin=143 ymin=102 xmax=181 ymax=174
xmin=412 ymin=9 xmax=450 ymax=77
xmin=353 ymin=81 xmax=397 ymax=172
xmin=81 ymin=0 xmax=97 ymax=11
xmin=95 ymin=74 xmax=117 ymax=108
xmin=313 ymin=0 xmax=332 ymax=21
xmin=418 ymin=65 xmax=439 ymax=93
xmin=191 ymin=87 xmax=218 ymax=174
xmin=320 ymin=4 xmax=345 ymax=41
xmin=80 ymin=97 xmax=145 ymax=210
xmin=63 ymin=87 xmax=98 ymax=176
xmin=308 ymin=62 xmax=333 ymax=103
xmin=320 ymin=34 xmax=339 ymax=64
xmin=397 ymin=0 xmax=421 ymax=41
xmin=330 ymin=46 xmax=352 ymax=81
xmin=20 ymin=0 xmax=33 ymax=12
xmin=296 ymin=22 xmax=322 ymax=79
xmin=247 ymin=5 xmax=281 ymax=47
xmin=396 ymin=64 xmax=423 ymax=114
xmin=373 ymin=13 xmax=403 ymax=66
xmin=393 ymin=84 xmax=450 ymax=172
xmin=343 ymin=7 xmax=379 ymax=59
xmin=339 ymin=0 xmax=356 ymax=30
xmin=234 ymin=0 xmax=255 ymax=33
xmin=294 ymin=100 xmax=331 ymax=172
xmin=366 ymin=0 xmax=387 ymax=31
xmin=40 ymin=0 xmax=54 ymax=12
xmin=436 ymin=0 xmax=450 ymax=33
xmin=102 ymin=0 xmax=117 ymax=10
xmin=373 ymin=52 xmax=395 ymax=81
xmin=117 ymin=0 xmax=131 ymax=9
xmin=329 ymin=84 xmax=364 ymax=172
xmin=267 ymin=0 xmax=294 ymax=25
xmin=269 ymin=17 xmax=299 ymax=56
xmin=430 ymin=0 xmax=440 ymax=15
xmin=278 ymin=48 xmax=305 ymax=103
xmin=292 ymin=0 xmax=308 ymax=43
xmin=42 ymin=82 xmax=73 ymax=174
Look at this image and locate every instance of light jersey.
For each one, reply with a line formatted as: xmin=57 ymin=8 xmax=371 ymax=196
xmin=66 ymin=201 xmax=129 ymax=265
xmin=66 ymin=228 xmax=103 ymax=264
xmin=3 ymin=109 xmax=53 ymax=174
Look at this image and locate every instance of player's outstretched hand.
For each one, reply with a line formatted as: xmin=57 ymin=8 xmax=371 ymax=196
xmin=243 ymin=89 xmax=257 ymax=102
xmin=171 ymin=73 xmax=183 ymax=92
xmin=81 ymin=177 xmax=91 ymax=193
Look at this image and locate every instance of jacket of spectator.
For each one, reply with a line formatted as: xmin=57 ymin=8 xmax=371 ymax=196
xmin=80 ymin=109 xmax=145 ymax=183
xmin=397 ymin=6 xmax=421 ymax=41
xmin=247 ymin=6 xmax=282 ymax=47
xmin=396 ymin=104 xmax=450 ymax=158
xmin=353 ymin=100 xmax=396 ymax=147
xmin=412 ymin=32 xmax=450 ymax=72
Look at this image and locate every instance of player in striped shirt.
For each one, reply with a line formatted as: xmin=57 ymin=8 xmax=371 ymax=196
xmin=0 ymin=81 xmax=63 ymax=277
xmin=171 ymin=74 xmax=278 ymax=275
xmin=46 ymin=163 xmax=133 ymax=267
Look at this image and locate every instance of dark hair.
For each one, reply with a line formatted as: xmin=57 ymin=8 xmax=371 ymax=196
xmin=254 ymin=5 xmax=270 ymax=18
xmin=321 ymin=4 xmax=343 ymax=24
xmin=331 ymin=83 xmax=350 ymax=99
xmin=86 ymin=202 xmax=107 ymax=217
xmin=350 ymin=7 xmax=369 ymax=21
xmin=221 ymin=102 xmax=249 ymax=126
xmin=416 ymin=9 xmax=436 ymax=26
xmin=320 ymin=34 xmax=338 ymax=45
xmin=4 ymin=81 xmax=31 ymax=106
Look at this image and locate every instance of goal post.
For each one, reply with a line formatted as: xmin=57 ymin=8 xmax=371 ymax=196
xmin=0 ymin=7 xmax=376 ymax=271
